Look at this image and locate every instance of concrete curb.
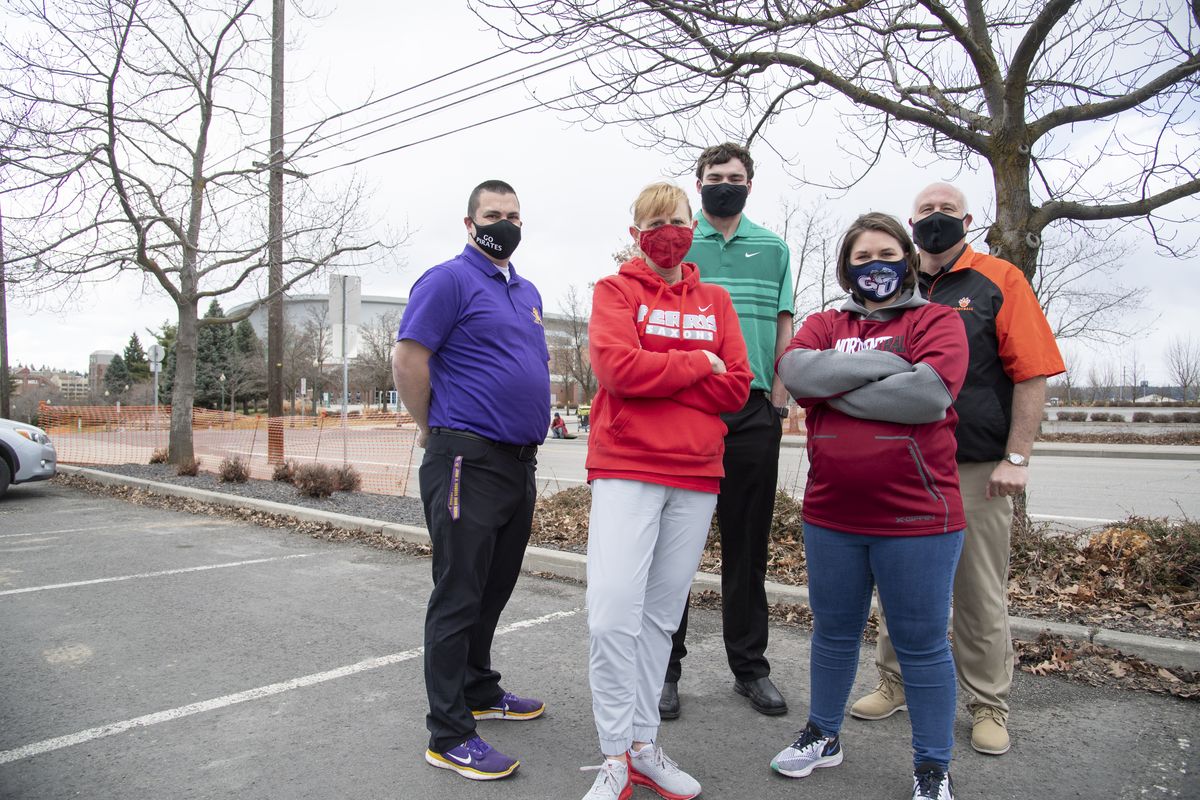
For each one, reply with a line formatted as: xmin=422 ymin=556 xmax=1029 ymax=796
xmin=61 ymin=465 xmax=1200 ymax=672
xmin=779 ymin=437 xmax=1200 ymax=460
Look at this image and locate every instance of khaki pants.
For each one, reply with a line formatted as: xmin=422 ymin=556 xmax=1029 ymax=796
xmin=875 ymin=460 xmax=1014 ymax=713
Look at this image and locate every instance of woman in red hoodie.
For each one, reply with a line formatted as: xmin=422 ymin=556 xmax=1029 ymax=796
xmin=579 ymin=183 xmax=751 ymax=800
xmin=770 ymin=212 xmax=968 ymax=800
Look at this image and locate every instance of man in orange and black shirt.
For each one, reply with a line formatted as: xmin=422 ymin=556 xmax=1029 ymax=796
xmin=851 ymin=182 xmax=1065 ymax=757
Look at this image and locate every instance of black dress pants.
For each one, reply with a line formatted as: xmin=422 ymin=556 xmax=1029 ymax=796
xmin=420 ymin=431 xmax=536 ymax=753
xmin=666 ymin=392 xmax=781 ymax=682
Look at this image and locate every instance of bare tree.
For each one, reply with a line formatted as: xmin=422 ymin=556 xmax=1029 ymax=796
xmin=477 ymin=1 xmax=1200 ymax=281
xmin=1087 ymin=359 xmax=1117 ymax=404
xmin=777 ymin=200 xmax=841 ymax=323
xmin=0 ymin=0 xmax=378 ymax=461
xmin=555 ymin=285 xmax=597 ymax=405
xmin=354 ymin=310 xmax=402 ymax=411
xmin=1124 ymin=349 xmax=1144 ymax=403
xmin=1049 ymin=347 xmax=1080 ymax=406
xmin=1166 ymin=336 xmax=1200 ymax=402
xmin=1031 ymin=230 xmax=1150 ymax=343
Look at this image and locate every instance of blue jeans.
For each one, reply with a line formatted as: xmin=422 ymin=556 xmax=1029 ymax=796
xmin=804 ymin=522 xmax=963 ymax=768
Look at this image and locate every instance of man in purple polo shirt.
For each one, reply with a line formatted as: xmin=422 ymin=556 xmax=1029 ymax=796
xmin=393 ymin=179 xmax=551 ymax=782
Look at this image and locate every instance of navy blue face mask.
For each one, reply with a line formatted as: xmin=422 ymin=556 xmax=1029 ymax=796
xmin=848 ymin=259 xmax=907 ymax=302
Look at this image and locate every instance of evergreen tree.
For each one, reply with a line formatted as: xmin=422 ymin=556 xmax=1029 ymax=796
xmin=195 ymin=300 xmax=234 ymax=408
xmin=230 ymin=319 xmax=266 ymax=411
xmin=103 ymin=354 xmax=131 ymax=398
xmin=124 ymin=332 xmax=150 ymax=382
xmin=149 ymin=320 xmax=178 ymax=404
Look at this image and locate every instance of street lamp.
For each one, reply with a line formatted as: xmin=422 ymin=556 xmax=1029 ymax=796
xmin=219 ymin=373 xmax=226 ymax=414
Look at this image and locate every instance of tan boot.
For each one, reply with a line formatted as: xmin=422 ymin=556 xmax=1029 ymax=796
xmin=970 ymin=705 xmax=1010 ymax=755
xmin=850 ymin=674 xmax=907 ymax=720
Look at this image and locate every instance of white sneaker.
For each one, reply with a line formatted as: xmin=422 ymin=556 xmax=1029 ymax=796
xmin=770 ymin=721 xmax=843 ymax=778
xmin=580 ymin=759 xmax=632 ymax=800
xmin=628 ymin=743 xmax=701 ymax=799
xmin=912 ymin=763 xmax=955 ymax=800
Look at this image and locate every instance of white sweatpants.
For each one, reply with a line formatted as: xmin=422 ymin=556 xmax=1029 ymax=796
xmin=586 ymin=478 xmax=718 ymax=755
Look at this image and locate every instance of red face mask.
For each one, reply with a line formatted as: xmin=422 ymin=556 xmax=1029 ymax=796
xmin=638 ymin=224 xmax=694 ymax=270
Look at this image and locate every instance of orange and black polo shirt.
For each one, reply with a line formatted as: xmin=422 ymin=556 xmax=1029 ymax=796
xmin=918 ymin=245 xmax=1065 ymax=463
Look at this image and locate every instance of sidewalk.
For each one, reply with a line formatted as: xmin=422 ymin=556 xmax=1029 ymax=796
xmin=63 ymin=465 xmax=1200 ymax=672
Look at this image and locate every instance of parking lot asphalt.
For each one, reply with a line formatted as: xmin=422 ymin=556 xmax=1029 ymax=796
xmin=1 ymin=480 xmax=1196 ymax=800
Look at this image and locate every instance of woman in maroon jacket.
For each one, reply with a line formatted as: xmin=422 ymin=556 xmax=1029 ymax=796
xmin=771 ymin=213 xmax=968 ymax=800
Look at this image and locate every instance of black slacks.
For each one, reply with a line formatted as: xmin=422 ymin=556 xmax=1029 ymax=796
xmin=666 ymin=392 xmax=782 ymax=682
xmin=419 ymin=431 xmax=536 ymax=752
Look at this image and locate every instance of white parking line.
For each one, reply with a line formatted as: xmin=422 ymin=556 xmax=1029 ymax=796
xmin=0 ymin=554 xmax=321 ymax=597
xmin=3 ymin=525 xmax=114 ymax=537
xmin=0 ymin=607 xmax=580 ymax=765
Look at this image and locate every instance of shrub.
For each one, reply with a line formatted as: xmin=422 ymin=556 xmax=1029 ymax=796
xmin=1152 ymin=414 xmax=1174 ymax=423
xmin=1057 ymin=411 xmax=1087 ymax=422
xmin=1088 ymin=412 xmax=1111 ymax=422
xmin=1108 ymin=413 xmax=1126 ymax=422
xmin=332 ymin=464 xmax=362 ymax=492
xmin=219 ymin=456 xmax=249 ymax=483
xmin=1132 ymin=412 xmax=1153 ymax=422
xmin=272 ymin=460 xmax=298 ymax=484
xmin=149 ymin=448 xmax=169 ymax=464
xmin=294 ymin=463 xmax=336 ymax=498
xmin=1173 ymin=411 xmax=1200 ymax=423
xmin=176 ymin=457 xmax=200 ymax=477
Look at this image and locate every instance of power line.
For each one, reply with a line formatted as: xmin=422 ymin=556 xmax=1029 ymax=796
xmin=216 ymin=7 xmax=641 ymax=170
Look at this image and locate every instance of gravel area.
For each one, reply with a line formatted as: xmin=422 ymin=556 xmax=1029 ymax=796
xmin=88 ymin=463 xmax=428 ymax=527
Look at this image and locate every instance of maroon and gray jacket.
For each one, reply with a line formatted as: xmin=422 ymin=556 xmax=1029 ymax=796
xmin=776 ymin=291 xmax=969 ymax=536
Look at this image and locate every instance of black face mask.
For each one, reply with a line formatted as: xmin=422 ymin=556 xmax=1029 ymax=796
xmin=911 ymin=212 xmax=966 ymax=255
xmin=700 ymin=183 xmax=749 ymax=218
xmin=472 ymin=219 xmax=522 ymax=261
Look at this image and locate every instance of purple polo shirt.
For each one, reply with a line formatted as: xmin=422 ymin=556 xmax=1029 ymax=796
xmin=397 ymin=245 xmax=551 ymax=445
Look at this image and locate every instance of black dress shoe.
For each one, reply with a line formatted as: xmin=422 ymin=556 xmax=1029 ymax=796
xmin=733 ymin=676 xmax=788 ymax=716
xmin=659 ymin=681 xmax=680 ymax=720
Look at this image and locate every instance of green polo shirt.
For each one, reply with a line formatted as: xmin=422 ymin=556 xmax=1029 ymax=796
xmin=688 ymin=213 xmax=794 ymax=391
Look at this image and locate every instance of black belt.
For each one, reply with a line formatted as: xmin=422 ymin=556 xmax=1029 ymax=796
xmin=429 ymin=427 xmax=538 ymax=462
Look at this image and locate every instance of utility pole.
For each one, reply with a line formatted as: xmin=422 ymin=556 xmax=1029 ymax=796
xmin=266 ymin=0 xmax=285 ymax=463
xmin=0 ymin=199 xmax=10 ymax=420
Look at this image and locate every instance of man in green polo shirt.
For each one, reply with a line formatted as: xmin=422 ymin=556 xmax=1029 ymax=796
xmin=660 ymin=142 xmax=795 ymax=719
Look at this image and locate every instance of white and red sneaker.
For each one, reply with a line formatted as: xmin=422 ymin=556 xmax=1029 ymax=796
xmin=628 ymin=743 xmax=701 ymax=799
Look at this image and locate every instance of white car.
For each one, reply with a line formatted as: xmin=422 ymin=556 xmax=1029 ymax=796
xmin=0 ymin=417 xmax=58 ymax=497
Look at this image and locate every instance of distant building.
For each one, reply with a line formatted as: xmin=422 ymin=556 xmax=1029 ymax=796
xmin=89 ymin=351 xmax=117 ymax=395
xmin=53 ymin=374 xmax=90 ymax=400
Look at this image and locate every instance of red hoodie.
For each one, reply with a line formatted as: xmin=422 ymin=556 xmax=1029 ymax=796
xmin=585 ymin=258 xmax=752 ymax=492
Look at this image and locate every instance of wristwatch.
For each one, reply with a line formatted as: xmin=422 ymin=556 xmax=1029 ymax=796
xmin=1004 ymin=453 xmax=1028 ymax=467
xmin=775 ymin=406 xmax=790 ymax=419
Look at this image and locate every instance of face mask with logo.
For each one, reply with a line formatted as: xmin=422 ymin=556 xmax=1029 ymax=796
xmin=472 ymin=218 xmax=522 ymax=260
xmin=911 ymin=212 xmax=965 ymax=254
xmin=848 ymin=258 xmax=907 ymax=303
xmin=700 ymin=183 xmax=749 ymax=218
xmin=638 ymin=224 xmax=694 ymax=270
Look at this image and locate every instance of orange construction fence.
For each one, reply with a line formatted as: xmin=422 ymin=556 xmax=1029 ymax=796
xmin=40 ymin=404 xmax=421 ymax=497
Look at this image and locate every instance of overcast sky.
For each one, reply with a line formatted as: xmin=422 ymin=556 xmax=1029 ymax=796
xmin=6 ymin=1 xmax=1198 ymax=386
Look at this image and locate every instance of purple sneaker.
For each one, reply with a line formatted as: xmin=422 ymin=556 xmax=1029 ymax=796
xmin=472 ymin=691 xmax=546 ymax=721
xmin=424 ymin=734 xmax=519 ymax=780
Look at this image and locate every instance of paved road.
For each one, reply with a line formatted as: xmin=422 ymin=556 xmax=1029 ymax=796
xmin=1 ymin=481 xmax=1196 ymax=799
xmin=528 ymin=437 xmax=1200 ymax=524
